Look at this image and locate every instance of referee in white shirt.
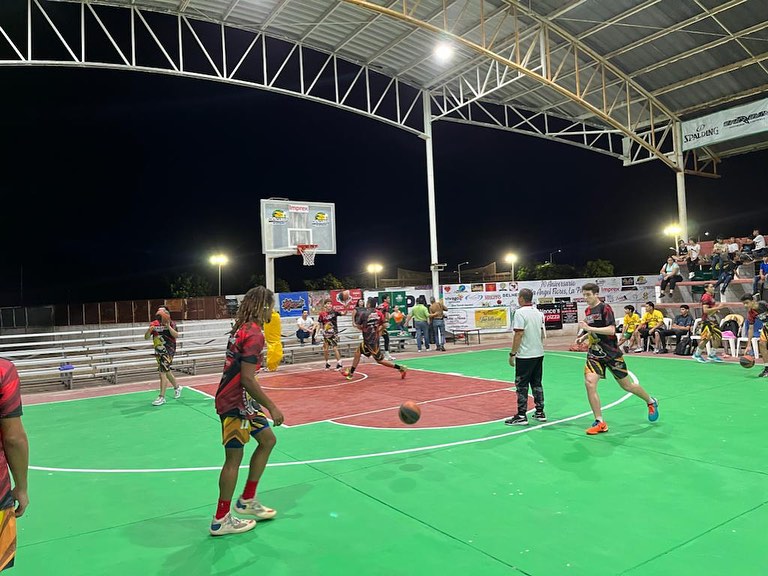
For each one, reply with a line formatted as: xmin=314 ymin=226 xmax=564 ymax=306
xmin=505 ymin=288 xmax=546 ymax=426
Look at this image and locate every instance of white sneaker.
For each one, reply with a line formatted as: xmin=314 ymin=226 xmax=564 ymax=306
xmin=152 ymin=396 xmax=166 ymax=406
xmin=209 ymin=512 xmax=256 ymax=536
xmin=385 ymin=353 xmax=396 ymax=361
xmin=174 ymin=386 xmax=182 ymax=399
xmin=234 ymin=497 xmax=277 ymax=520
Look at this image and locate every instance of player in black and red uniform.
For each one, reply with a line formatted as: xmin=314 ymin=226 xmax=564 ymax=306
xmin=345 ymin=298 xmax=407 ymax=380
xmin=692 ymin=282 xmax=725 ymax=363
xmin=0 ymin=358 xmax=29 ymax=571
xmin=376 ymin=294 xmax=395 ymax=361
xmin=144 ymin=305 xmax=181 ymax=406
xmin=210 ymin=286 xmax=285 ymax=537
xmin=317 ymin=299 xmax=343 ymax=370
xmin=577 ymin=283 xmax=659 ymax=435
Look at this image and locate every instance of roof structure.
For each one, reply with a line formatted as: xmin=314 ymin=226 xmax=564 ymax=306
xmin=5 ymin=0 xmax=761 ymax=168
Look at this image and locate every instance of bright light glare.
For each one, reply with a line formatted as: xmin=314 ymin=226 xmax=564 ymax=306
xmin=366 ymin=263 xmax=383 ymax=274
xmin=663 ymin=225 xmax=681 ymax=236
xmin=433 ymin=42 xmax=454 ymax=63
xmin=209 ymin=254 xmax=229 ymax=266
xmin=504 ymin=253 xmax=518 ymax=264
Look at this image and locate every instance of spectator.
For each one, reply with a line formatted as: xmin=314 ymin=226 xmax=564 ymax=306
xmin=295 ymin=309 xmax=316 ymax=345
xmin=710 ymin=235 xmax=728 ymax=274
xmin=752 ymin=228 xmax=766 ymax=259
xmin=429 ymin=296 xmax=449 ymax=352
xmin=0 ymin=359 xmax=29 ymax=571
xmin=673 ymin=239 xmax=688 ymax=263
xmin=406 ymin=295 xmax=431 ymax=352
xmin=713 ymin=256 xmax=737 ymax=297
xmin=618 ymin=305 xmax=640 ymax=354
xmin=755 ymin=255 xmax=768 ymax=300
xmin=685 ymin=237 xmax=701 ymax=279
xmin=391 ymin=305 xmax=406 ymax=331
xmin=658 ymin=256 xmax=682 ymax=299
xmin=653 ymin=304 xmax=693 ymax=354
xmin=628 ymin=301 xmax=664 ymax=353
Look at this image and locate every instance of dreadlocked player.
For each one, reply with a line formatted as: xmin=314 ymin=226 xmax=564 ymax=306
xmin=210 ymin=286 xmax=285 ymax=536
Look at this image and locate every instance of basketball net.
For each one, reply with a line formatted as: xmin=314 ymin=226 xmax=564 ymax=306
xmin=297 ymin=244 xmax=318 ymax=266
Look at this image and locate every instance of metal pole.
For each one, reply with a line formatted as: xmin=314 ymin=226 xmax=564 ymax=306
xmin=511 ymin=262 xmax=515 ymax=282
xmin=423 ymin=91 xmax=440 ymax=299
xmin=673 ymin=121 xmax=689 ymax=241
xmin=218 ymin=265 xmax=222 ymax=296
xmin=265 ymin=256 xmax=275 ymax=292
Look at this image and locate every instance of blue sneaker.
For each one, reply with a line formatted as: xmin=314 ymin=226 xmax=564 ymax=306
xmin=692 ymin=351 xmax=707 ymax=363
xmin=709 ymin=354 xmax=724 ymax=363
xmin=647 ymin=397 xmax=659 ymax=422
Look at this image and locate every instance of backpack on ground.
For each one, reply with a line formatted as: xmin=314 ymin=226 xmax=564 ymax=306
xmin=675 ymin=335 xmax=693 ymax=356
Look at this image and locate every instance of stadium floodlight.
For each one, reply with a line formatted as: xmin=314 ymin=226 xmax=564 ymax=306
xmin=504 ymin=253 xmax=518 ymax=281
xmin=209 ymin=254 xmax=229 ymax=296
xmin=366 ymin=263 xmax=383 ymax=289
xmin=664 ymin=225 xmax=682 ymax=255
xmin=433 ymin=42 xmax=454 ymax=63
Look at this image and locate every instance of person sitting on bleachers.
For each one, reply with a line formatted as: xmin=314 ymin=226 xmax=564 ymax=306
xmin=710 ymin=235 xmax=728 ymax=274
xmin=618 ymin=305 xmax=641 ymax=353
xmin=659 ymin=256 xmax=683 ymax=299
xmin=713 ymin=256 xmax=737 ymax=297
xmin=685 ymin=237 xmax=701 ymax=279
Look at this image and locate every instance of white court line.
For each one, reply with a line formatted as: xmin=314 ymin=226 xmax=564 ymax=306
xmin=317 ymin=386 xmax=516 ymax=430
xmin=28 ymin=369 xmax=640 ymax=475
xmin=262 ymin=372 xmax=368 ymax=390
xmin=27 ymin=391 xmax=632 ymax=474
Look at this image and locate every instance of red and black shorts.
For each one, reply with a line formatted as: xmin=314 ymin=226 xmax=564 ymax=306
xmin=358 ymin=340 xmax=384 ymax=361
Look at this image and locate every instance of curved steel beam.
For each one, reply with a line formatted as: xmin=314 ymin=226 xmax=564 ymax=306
xmin=340 ymin=0 xmax=680 ymax=170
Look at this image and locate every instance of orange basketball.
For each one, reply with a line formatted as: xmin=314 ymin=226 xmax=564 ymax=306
xmin=398 ymin=400 xmax=421 ymax=425
xmin=740 ymin=355 xmax=755 ymax=369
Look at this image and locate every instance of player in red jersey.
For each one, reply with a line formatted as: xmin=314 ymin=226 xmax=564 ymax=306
xmin=345 ymin=298 xmax=407 ymax=380
xmin=0 ymin=359 xmax=29 ymax=570
xmin=144 ymin=305 xmax=181 ymax=406
xmin=210 ymin=286 xmax=285 ymax=536
xmin=317 ymin=299 xmax=343 ymax=370
xmin=577 ymin=283 xmax=659 ymax=435
xmin=692 ymin=283 xmax=725 ymax=363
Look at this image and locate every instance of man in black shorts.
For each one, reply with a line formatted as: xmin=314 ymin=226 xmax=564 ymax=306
xmin=577 ymin=283 xmax=659 ymax=435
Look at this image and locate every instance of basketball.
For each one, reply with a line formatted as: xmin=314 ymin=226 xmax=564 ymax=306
xmin=398 ymin=400 xmax=421 ymax=425
xmin=740 ymin=355 xmax=755 ymax=369
xmin=156 ymin=308 xmax=170 ymax=323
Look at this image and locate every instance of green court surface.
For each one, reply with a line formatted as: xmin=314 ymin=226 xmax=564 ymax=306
xmin=17 ymin=350 xmax=768 ymax=575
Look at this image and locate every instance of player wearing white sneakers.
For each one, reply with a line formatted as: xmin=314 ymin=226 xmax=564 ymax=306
xmin=692 ymin=283 xmax=725 ymax=363
xmin=144 ymin=305 xmax=181 ymax=406
xmin=210 ymin=286 xmax=285 ymax=536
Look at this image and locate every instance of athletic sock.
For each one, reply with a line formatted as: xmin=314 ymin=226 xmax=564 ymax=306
xmin=215 ymin=499 xmax=231 ymax=520
xmin=394 ymin=364 xmax=402 ymax=370
xmin=349 ymin=366 xmax=356 ymax=375
xmin=242 ymin=480 xmax=258 ymax=500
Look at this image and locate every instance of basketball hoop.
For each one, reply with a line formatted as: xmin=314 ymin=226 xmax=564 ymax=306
xmin=297 ymin=244 xmax=318 ymax=266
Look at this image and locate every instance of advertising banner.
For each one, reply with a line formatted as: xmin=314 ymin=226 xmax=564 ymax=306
xmin=537 ymin=303 xmax=563 ymax=330
xmin=474 ymin=308 xmax=508 ymax=330
xmin=277 ymin=291 xmax=311 ymax=317
xmin=445 ymin=307 xmax=510 ymax=332
xmin=442 ymin=283 xmax=518 ymax=309
xmin=681 ymin=96 xmax=768 ymax=151
xmin=329 ymin=288 xmax=363 ymax=313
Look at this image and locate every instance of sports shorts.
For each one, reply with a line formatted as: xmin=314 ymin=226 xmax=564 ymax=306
xmin=220 ymin=412 xmax=270 ymax=448
xmin=154 ymin=351 xmax=174 ymax=372
xmin=700 ymin=320 xmax=722 ymax=348
xmin=0 ymin=508 xmax=16 ymax=571
xmin=585 ymin=354 xmax=629 ymax=380
xmin=358 ymin=340 xmax=384 ymax=361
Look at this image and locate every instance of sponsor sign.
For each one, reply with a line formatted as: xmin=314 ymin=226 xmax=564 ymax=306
xmin=682 ymin=96 xmax=768 ymax=151
xmin=278 ymin=291 xmax=310 ymax=317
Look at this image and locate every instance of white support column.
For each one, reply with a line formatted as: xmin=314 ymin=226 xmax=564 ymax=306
xmin=673 ymin=121 xmax=688 ymax=240
xmin=265 ymin=256 xmax=275 ymax=293
xmin=423 ymin=92 xmax=440 ymax=298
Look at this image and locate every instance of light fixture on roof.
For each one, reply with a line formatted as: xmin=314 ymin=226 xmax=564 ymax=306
xmin=433 ymin=42 xmax=454 ymax=63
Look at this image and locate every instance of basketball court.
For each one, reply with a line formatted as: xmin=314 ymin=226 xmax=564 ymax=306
xmin=18 ymin=349 xmax=767 ymax=575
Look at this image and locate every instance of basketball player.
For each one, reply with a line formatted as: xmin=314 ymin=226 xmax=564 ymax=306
xmin=345 ymin=298 xmax=407 ymax=380
xmin=0 ymin=358 xmax=29 ymax=570
xmin=739 ymin=295 xmax=768 ymax=377
xmin=317 ymin=299 xmax=343 ymax=370
xmin=210 ymin=286 xmax=284 ymax=536
xmin=376 ymin=294 xmax=395 ymax=361
xmin=144 ymin=305 xmax=181 ymax=406
xmin=577 ymin=283 xmax=659 ymax=435
xmin=692 ymin=283 xmax=725 ymax=363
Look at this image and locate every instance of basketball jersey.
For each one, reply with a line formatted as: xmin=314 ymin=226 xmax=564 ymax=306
xmin=149 ymin=320 xmax=177 ymax=355
xmin=0 ymin=360 xmax=22 ymax=510
xmin=357 ymin=308 xmax=385 ymax=348
xmin=584 ymin=302 xmax=621 ymax=360
xmin=318 ymin=310 xmax=339 ymax=337
xmin=701 ymin=293 xmax=716 ymax=322
xmin=215 ymin=322 xmax=264 ymax=419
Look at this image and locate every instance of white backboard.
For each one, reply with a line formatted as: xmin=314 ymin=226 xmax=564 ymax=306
xmin=260 ymin=198 xmax=337 ymax=256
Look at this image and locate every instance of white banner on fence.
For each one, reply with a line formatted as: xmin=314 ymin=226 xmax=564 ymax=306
xmin=682 ymin=96 xmax=768 ymax=151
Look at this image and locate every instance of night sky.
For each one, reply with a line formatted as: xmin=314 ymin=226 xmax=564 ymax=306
xmin=2 ymin=65 xmax=767 ymax=307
